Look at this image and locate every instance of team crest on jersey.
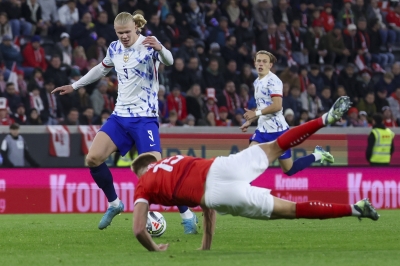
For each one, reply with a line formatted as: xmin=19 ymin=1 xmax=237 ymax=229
xmin=123 ymin=53 xmax=129 ymax=62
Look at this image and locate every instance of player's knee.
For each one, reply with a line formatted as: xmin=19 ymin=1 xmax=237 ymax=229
xmin=86 ymin=153 xmax=102 ymax=167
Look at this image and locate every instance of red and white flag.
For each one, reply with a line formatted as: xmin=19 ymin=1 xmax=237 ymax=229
xmin=47 ymin=125 xmax=70 ymax=157
xmin=78 ymin=125 xmax=100 ymax=154
xmin=354 ymin=55 xmax=366 ymax=71
xmin=7 ymin=62 xmax=19 ymax=93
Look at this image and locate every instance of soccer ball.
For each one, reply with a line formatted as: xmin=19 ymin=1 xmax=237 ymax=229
xmin=146 ymin=211 xmax=167 ymax=237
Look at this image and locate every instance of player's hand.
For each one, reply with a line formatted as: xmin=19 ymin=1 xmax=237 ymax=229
xmin=157 ymin=243 xmax=169 ymax=251
xmin=240 ymin=120 xmax=251 ymax=132
xmin=142 ymin=36 xmax=162 ymax=51
xmin=51 ymin=85 xmax=74 ymax=95
xmin=243 ymin=108 xmax=256 ymax=121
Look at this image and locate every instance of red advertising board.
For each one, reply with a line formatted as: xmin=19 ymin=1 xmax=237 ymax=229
xmin=1 ymin=167 xmax=400 ymax=214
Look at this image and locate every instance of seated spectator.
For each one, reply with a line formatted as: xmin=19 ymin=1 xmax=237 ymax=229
xmin=321 ymin=3 xmax=335 ymax=33
xmin=53 ymin=32 xmax=73 ymax=66
xmin=70 ymin=12 xmax=97 ymax=50
xmin=29 ymin=87 xmax=44 ymax=115
xmin=217 ymin=81 xmax=241 ymax=119
xmin=375 ymin=72 xmax=396 ymax=96
xmin=208 ymin=16 xmax=230 ymax=47
xmin=0 ymin=72 xmax=6 ymax=95
xmin=0 ymin=13 xmax=13 ymax=42
xmin=169 ymin=58 xmax=194 ymax=93
xmin=298 ymin=66 xmax=309 ymax=92
xmin=187 ymin=56 xmax=204 ymax=87
xmin=295 ymin=109 xmax=311 ymax=125
xmin=21 ymin=0 xmax=48 ymax=35
xmin=72 ymin=87 xmax=92 ymax=112
xmin=157 ymin=84 xmax=168 ymax=122
xmin=61 ymin=107 xmax=79 ymax=125
xmin=72 ymin=46 xmax=88 ymax=72
xmin=234 ymin=17 xmax=255 ymax=49
xmin=300 ymin=83 xmax=323 ymax=119
xmin=326 ymin=25 xmax=351 ymax=65
xmin=382 ymin=106 xmax=398 ymax=127
xmin=356 ymin=71 xmax=374 ymax=99
xmin=27 ymin=68 xmax=44 ymax=92
xmin=338 ymin=63 xmax=358 ymax=103
xmin=16 ymin=70 xmax=28 ymax=98
xmin=161 ymin=110 xmax=183 ymax=127
xmin=43 ymin=55 xmax=70 ymax=88
xmin=283 ymin=85 xmax=302 ymax=119
xmin=289 ymin=18 xmax=308 ymax=66
xmin=333 ymin=85 xmax=348 ymax=102
xmin=12 ymin=104 xmax=27 ymax=125
xmin=185 ymin=0 xmax=206 ymax=39
xmin=357 ymin=91 xmax=377 ymax=123
xmin=86 ymin=36 xmax=107 ymax=63
xmin=203 ymin=88 xmax=219 ymax=121
xmin=93 ymin=109 xmax=110 ymax=125
xmin=146 ymin=13 xmax=168 ymax=44
xmin=338 ymin=0 xmax=355 ymax=28
xmin=388 ymin=87 xmax=400 ymax=123
xmin=347 ymin=107 xmax=364 ymax=127
xmin=240 ymin=64 xmax=256 ymax=92
xmin=239 ymin=83 xmax=252 ymax=110
xmin=26 ymin=108 xmax=43 ymax=125
xmin=157 ymin=63 xmax=170 ymax=93
xmin=215 ymin=106 xmax=231 ymax=126
xmin=90 ymin=80 xmax=113 ymax=117
xmin=305 ymin=20 xmax=330 ymax=65
xmin=232 ymin=108 xmax=245 ymax=127
xmin=371 ymin=0 xmax=396 ymax=51
xmin=359 ymin=111 xmax=371 ymax=127
xmin=204 ymin=42 xmax=226 ymax=73
xmin=322 ymin=65 xmax=339 ymax=93
xmin=185 ymin=84 xmax=204 ymax=125
xmin=203 ymin=58 xmax=225 ymax=94
xmin=22 ymin=35 xmax=47 ymax=73
xmin=102 ymin=0 xmax=119 ymax=24
xmin=0 ymin=97 xmax=13 ymax=125
xmin=183 ymin=114 xmax=196 ymax=127
xmin=375 ymin=87 xmax=390 ymax=114
xmin=368 ymin=18 xmax=395 ymax=69
xmin=0 ymin=35 xmax=23 ymax=71
xmin=40 ymin=79 xmax=63 ymax=125
xmin=256 ymin=22 xmax=278 ymax=55
xmin=79 ymin=107 xmax=97 ymax=125
xmin=163 ymin=13 xmax=188 ymax=48
xmin=320 ymin=87 xmax=333 ymax=112
xmin=280 ymin=66 xmax=301 ymax=91
xmin=167 ymin=84 xmax=187 ymax=122
xmin=94 ymin=11 xmax=115 ymax=45
xmin=2 ymin=1 xmax=33 ymax=37
xmin=284 ymin=108 xmax=296 ymax=127
xmin=58 ymin=0 xmax=79 ymax=32
xmin=221 ymin=35 xmax=240 ymax=67
xmin=308 ymin=65 xmax=324 ymax=96
xmin=4 ymin=82 xmax=21 ymax=114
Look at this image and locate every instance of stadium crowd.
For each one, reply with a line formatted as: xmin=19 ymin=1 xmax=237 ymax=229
xmin=0 ymin=0 xmax=400 ymax=128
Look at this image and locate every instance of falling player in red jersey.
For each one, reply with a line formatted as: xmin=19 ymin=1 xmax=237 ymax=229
xmin=132 ymin=96 xmax=380 ymax=252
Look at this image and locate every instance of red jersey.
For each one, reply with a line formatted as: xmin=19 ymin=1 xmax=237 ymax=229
xmin=134 ymin=155 xmax=214 ymax=207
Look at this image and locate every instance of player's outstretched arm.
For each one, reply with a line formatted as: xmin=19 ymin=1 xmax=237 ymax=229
xmin=51 ymin=63 xmax=112 ymax=95
xmin=133 ymin=202 xmax=168 ymax=251
xmin=199 ymin=207 xmax=216 ymax=251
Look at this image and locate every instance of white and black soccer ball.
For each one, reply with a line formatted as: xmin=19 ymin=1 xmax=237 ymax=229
xmin=146 ymin=211 xmax=167 ymax=237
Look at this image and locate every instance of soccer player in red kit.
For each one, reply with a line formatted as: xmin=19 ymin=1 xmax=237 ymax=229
xmin=132 ymin=96 xmax=380 ymax=252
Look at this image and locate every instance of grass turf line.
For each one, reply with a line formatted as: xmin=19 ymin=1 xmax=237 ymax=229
xmin=1 ymin=211 xmax=400 ymax=266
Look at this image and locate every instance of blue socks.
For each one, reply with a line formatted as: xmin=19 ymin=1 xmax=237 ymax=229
xmin=90 ymin=162 xmax=118 ymax=202
xmin=285 ymin=154 xmax=316 ymax=176
xmin=178 ymin=206 xmax=189 ymax=213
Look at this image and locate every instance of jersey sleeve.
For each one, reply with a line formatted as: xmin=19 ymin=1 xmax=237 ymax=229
xmin=269 ymin=77 xmax=283 ymax=98
xmin=102 ymin=43 xmax=115 ymax=68
xmin=134 ymin=180 xmax=150 ymax=205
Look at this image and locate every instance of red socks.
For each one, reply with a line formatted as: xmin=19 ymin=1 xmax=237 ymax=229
xmin=277 ymin=117 xmax=324 ymax=151
xmin=296 ymin=201 xmax=352 ymax=219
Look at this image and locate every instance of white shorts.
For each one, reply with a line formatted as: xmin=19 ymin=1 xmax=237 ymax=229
xmin=204 ymin=145 xmax=274 ymax=220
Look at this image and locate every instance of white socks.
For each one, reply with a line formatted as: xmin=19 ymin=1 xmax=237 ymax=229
xmin=180 ymin=209 xmax=194 ymax=220
xmin=109 ymin=198 xmax=120 ymax=208
xmin=351 ymin=205 xmax=361 ymax=216
xmin=313 ymin=152 xmax=322 ymax=162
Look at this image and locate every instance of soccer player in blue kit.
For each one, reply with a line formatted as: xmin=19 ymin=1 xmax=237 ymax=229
xmin=52 ymin=12 xmax=198 ymax=233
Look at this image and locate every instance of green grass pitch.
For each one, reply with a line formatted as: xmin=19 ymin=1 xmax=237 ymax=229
xmin=1 ymin=211 xmax=400 ymax=266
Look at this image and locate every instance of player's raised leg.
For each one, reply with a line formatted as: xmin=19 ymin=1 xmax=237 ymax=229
xmin=86 ymin=131 xmax=124 ymax=230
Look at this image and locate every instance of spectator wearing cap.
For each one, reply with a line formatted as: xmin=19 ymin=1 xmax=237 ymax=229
xmin=2 ymin=0 xmax=33 ymax=37
xmin=360 ymin=111 xmax=372 ymax=127
xmin=382 ymin=106 xmax=398 ymax=127
xmin=167 ymin=84 xmax=187 ymax=122
xmin=185 ymin=84 xmax=204 ymax=125
xmin=203 ymin=58 xmax=226 ymax=93
xmin=163 ymin=13 xmax=188 ymax=48
xmin=387 ymin=87 xmax=400 ymax=123
xmin=13 ymin=104 xmax=27 ymax=125
xmin=343 ymin=23 xmax=358 ymax=62
xmin=176 ymin=36 xmax=199 ymax=65
xmin=52 ymin=32 xmax=73 ymax=66
xmin=338 ymin=63 xmax=359 ymax=103
xmin=217 ymin=81 xmax=241 ymax=119
xmin=0 ymin=35 xmax=23 ymax=71
xmin=347 ymin=107 xmax=364 ymax=127
xmin=70 ymin=12 xmax=97 ymax=51
xmin=21 ymin=0 xmax=48 ymax=36
xmin=183 ymin=114 xmax=196 ymax=127
xmin=203 ymin=87 xmax=219 ymax=121
xmin=321 ymin=3 xmax=335 ymax=33
xmin=0 ymin=13 xmax=13 ymax=42
xmin=58 ymin=0 xmax=79 ymax=32
xmin=304 ymin=19 xmax=330 ymax=65
xmin=43 ymin=54 xmax=70 ymax=88
xmin=41 ymin=79 xmax=64 ymax=125
xmin=1 ymin=123 xmax=39 ymax=167
xmin=208 ymin=16 xmax=231 ymax=47
xmin=288 ymin=18 xmax=308 ymax=66
xmin=338 ymin=0 xmax=355 ymax=28
xmin=22 ymin=35 xmax=47 ymax=72
xmin=357 ymin=91 xmax=377 ymax=122
xmin=186 ymin=0 xmax=206 ymax=39
xmin=283 ymin=108 xmax=295 ymax=127
xmin=215 ymin=106 xmax=231 ymax=127
xmin=4 ymin=83 xmax=22 ymax=114
xmin=169 ymin=58 xmax=193 ymax=93
xmin=368 ymin=18 xmax=395 ymax=68
xmin=366 ymin=113 xmax=395 ymax=166
xmin=326 ymin=24 xmax=352 ymax=65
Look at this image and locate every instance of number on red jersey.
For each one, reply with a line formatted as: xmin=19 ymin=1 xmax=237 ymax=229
xmin=152 ymin=155 xmax=185 ymax=173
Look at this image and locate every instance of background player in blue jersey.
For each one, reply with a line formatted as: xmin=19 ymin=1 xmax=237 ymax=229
xmin=52 ymin=12 xmax=198 ymax=233
xmin=240 ymin=50 xmax=334 ymax=176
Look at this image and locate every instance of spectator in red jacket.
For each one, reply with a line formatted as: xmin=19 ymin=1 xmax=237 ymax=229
xmin=320 ymin=3 xmax=335 ymax=33
xmin=22 ymin=35 xmax=47 ymax=72
xmin=167 ymin=84 xmax=187 ymax=122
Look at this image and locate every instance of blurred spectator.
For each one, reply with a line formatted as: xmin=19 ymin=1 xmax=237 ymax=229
xmin=223 ymin=60 xmax=241 ymax=89
xmin=205 ymin=42 xmax=226 ymax=72
xmin=234 ymin=18 xmax=254 ymax=49
xmin=76 ymin=0 xmax=89 ymax=19
xmin=239 ymin=64 xmax=256 ymax=92
xmin=334 ymin=85 xmax=348 ymax=102
xmin=338 ymin=63 xmax=358 ymax=103
xmin=215 ymin=106 xmax=231 ymax=126
xmin=0 ymin=97 xmax=14 ymax=125
xmin=93 ymin=109 xmax=110 ymax=125
xmin=86 ymin=35 xmax=107 ymax=63
xmin=347 ymin=107 xmax=365 ymax=127
xmin=0 ymin=35 xmax=23 ymax=70
xmin=357 ymin=91 xmax=377 ymax=122
xmin=221 ymin=35 xmax=240 ymax=67
xmin=27 ymin=68 xmax=43 ymax=92
xmin=204 ymin=0 xmax=222 ymax=27
xmin=305 ymin=20 xmax=329 ymax=65
xmin=72 ymin=46 xmax=88 ymax=72
xmin=157 ymin=84 xmax=168 ymax=122
xmin=359 ymin=111 xmax=370 ymax=126
xmin=186 ymin=0 xmax=206 ymax=39
xmin=12 ymin=104 xmax=27 ymax=125
xmin=0 ymin=72 xmax=6 ymax=95
xmin=21 ymin=0 xmax=48 ymax=36
xmin=293 ymin=1 xmax=311 ymax=29
xmin=26 ymin=108 xmax=42 ymax=125
xmin=374 ymin=72 xmax=396 ymax=96
xmin=90 ymin=80 xmax=112 ymax=117
xmin=176 ymin=36 xmax=198 ymax=64
xmin=321 ymin=3 xmax=335 ymax=33
xmin=183 ymin=113 xmax=196 ymax=127
xmin=236 ymin=42 xmax=252 ymax=69
xmin=301 ymin=83 xmax=323 ymax=119
xmin=187 ymin=56 xmax=204 ymax=86
xmin=203 ymin=58 xmax=225 ymax=93
xmin=289 ymin=18 xmax=308 ymax=65
xmin=2 ymin=0 xmax=33 ymax=37
xmin=238 ymin=83 xmax=252 ymax=109
xmin=161 ymin=109 xmax=183 ymax=127
xmin=185 ymin=83 xmax=204 ymax=125
xmin=296 ymin=109 xmax=311 ymax=125
xmin=274 ymin=0 xmax=293 ymax=25
xmin=102 ymin=0 xmax=119 ymax=24
xmin=322 ymin=65 xmax=338 ymax=93
xmin=58 ymin=0 xmax=79 ymax=32
xmin=217 ymin=80 xmax=241 ymax=118
xmin=73 ymin=87 xmax=92 ymax=112
xmin=169 ymin=58 xmax=193 ymax=92
xmin=0 ymin=13 xmax=13 ymax=42
xmin=343 ymin=23 xmax=358 ymax=63
xmin=223 ymin=0 xmax=241 ymax=27
xmin=352 ymin=0 xmax=373 ymax=24
xmin=253 ymin=0 xmax=274 ymax=34
xmin=232 ymin=108 xmax=245 ymax=127
xmin=205 ymin=110 xmax=216 ymax=126
xmin=147 ymin=13 xmax=168 ymax=43
xmin=284 ymin=85 xmax=302 ymax=119
xmin=284 ymin=108 xmax=296 ymax=126
xmin=38 ymin=0 xmax=65 ymax=40
xmin=119 ymin=0 xmax=140 ymax=16
xmin=208 ymin=16 xmax=230 ymax=47
xmin=326 ymin=25 xmax=351 ymax=65
xmin=370 ymin=0 xmax=396 ymax=50
xmin=257 ymin=23 xmax=278 ymax=54
xmin=29 ymin=87 xmax=44 ymax=114
xmin=391 ymin=62 xmax=400 ymax=89
xmin=51 ymin=32 xmax=73 ymax=65
xmin=275 ymin=21 xmax=292 ymax=65
xmin=0 ymin=123 xmax=39 ymax=167
xmin=44 ymin=55 xmax=70 ymax=88
xmin=70 ymin=12 xmax=96 ymax=50
xmin=94 ymin=11 xmax=116 ymax=45
xmin=88 ymin=0 xmax=103 ymax=21
xmin=79 ymin=107 xmax=97 ymax=125
xmin=385 ymin=3 xmax=400 ymax=43
xmin=203 ymin=87 xmax=219 ymax=120
xmin=368 ymin=18 xmax=395 ymax=68
xmin=16 ymin=69 xmax=28 ymax=102
xmin=61 ymin=107 xmax=79 ymax=125
xmin=163 ymin=13 xmax=187 ymax=48
xmin=298 ymin=66 xmax=309 ymax=92
xmin=22 ymin=35 xmax=47 ymax=73
xmin=320 ymin=86 xmax=333 ymax=112
xmin=172 ymin=1 xmax=187 ymax=27
xmin=308 ymin=65 xmax=324 ymax=96
xmin=388 ymin=87 xmax=400 ymax=123
xmin=40 ymin=79 xmax=63 ymax=125
xmin=382 ymin=106 xmax=398 ymax=127
xmin=338 ymin=0 xmax=355 ymax=28
xmin=157 ymin=63 xmax=170 ymax=93
xmin=167 ymin=84 xmax=187 ymax=121
xmin=356 ymin=70 xmax=374 ymax=99
xmin=4 ymin=82 xmax=21 ymax=113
